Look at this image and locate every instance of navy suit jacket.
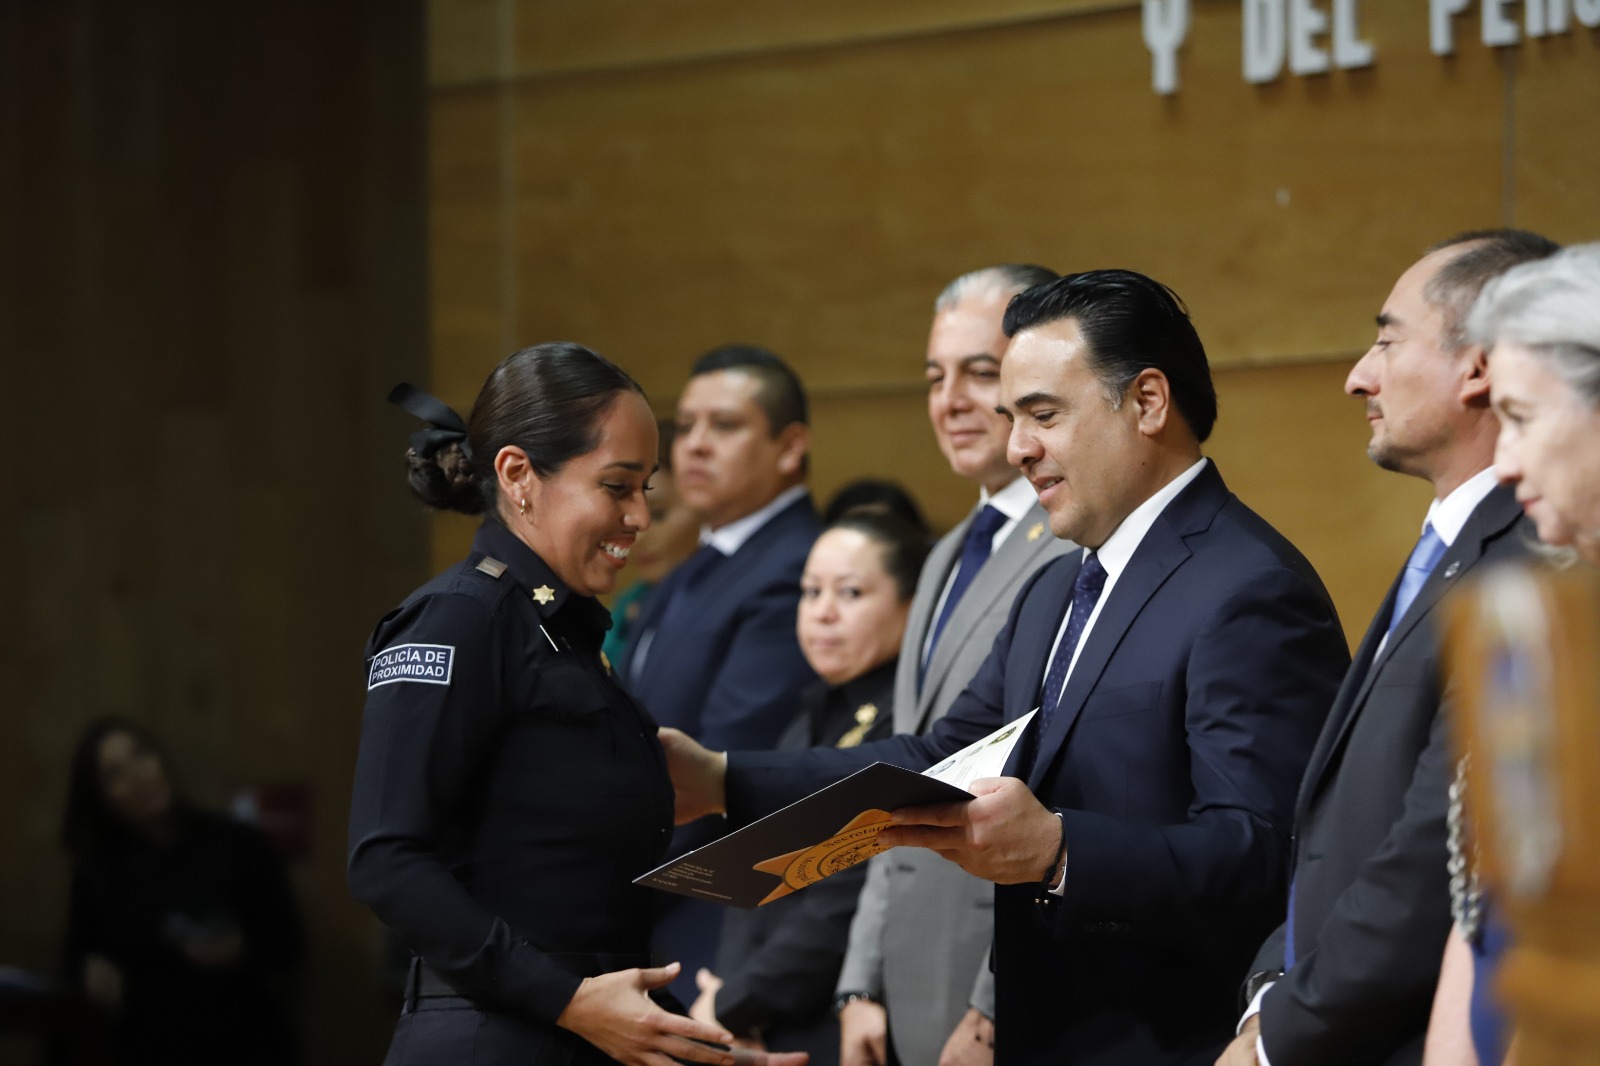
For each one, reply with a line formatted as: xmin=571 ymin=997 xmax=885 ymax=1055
xmin=727 ymin=462 xmax=1350 ymax=1065
xmin=1254 ymin=485 xmax=1532 ymax=1065
xmin=620 ymin=492 xmax=821 ymax=751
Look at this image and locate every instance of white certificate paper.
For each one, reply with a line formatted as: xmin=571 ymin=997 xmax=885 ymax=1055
xmin=920 ymin=709 xmax=1037 ymax=791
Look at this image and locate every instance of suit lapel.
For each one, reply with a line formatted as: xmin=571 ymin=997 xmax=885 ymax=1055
xmin=1298 ymin=485 xmax=1525 ymax=808
xmin=896 ymin=517 xmax=966 ymax=732
xmin=1296 ymin=580 xmax=1397 ymax=813
xmin=1026 ymin=523 xmax=1190 ymax=789
xmin=630 ymin=494 xmax=816 ymax=686
xmin=918 ymin=504 xmax=1058 ymax=731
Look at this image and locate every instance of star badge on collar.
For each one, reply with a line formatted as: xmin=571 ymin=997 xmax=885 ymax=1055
xmin=1027 ymin=522 xmax=1045 ymax=542
xmin=532 ymin=585 xmax=556 ymax=605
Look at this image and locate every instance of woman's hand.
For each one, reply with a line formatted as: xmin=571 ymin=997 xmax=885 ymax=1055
xmin=558 ymin=962 xmax=737 ymax=1066
xmin=83 ymin=954 xmax=124 ymax=1010
xmin=658 ymin=728 xmax=728 ymax=824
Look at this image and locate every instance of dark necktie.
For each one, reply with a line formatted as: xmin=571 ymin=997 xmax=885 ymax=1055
xmin=1386 ymin=521 xmax=1447 ymax=637
xmin=658 ymin=543 xmax=726 ymax=629
xmin=1038 ymin=552 xmax=1108 ymax=735
xmin=922 ymin=505 xmax=1009 ymax=679
xmin=631 ymin=544 xmax=724 ymax=683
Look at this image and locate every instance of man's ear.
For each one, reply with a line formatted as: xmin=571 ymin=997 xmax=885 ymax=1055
xmin=1130 ymin=368 xmax=1172 ymax=437
xmin=1459 ymin=343 xmax=1492 ymax=408
xmin=776 ymin=423 xmax=810 ymax=478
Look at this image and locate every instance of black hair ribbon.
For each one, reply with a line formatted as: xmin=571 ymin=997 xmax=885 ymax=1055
xmin=388 ymin=382 xmax=472 ymax=460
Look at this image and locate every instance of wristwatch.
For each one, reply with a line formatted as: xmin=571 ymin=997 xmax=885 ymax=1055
xmin=833 ymin=991 xmax=879 ymax=1018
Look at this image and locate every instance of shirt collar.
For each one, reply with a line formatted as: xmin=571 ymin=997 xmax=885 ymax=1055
xmin=703 ymin=484 xmax=809 ymax=556
xmin=1090 ymin=457 xmax=1210 ymax=581
xmin=471 ymin=521 xmax=612 ymax=636
xmin=1425 ymin=466 xmax=1499 ymax=547
xmin=981 ymin=475 xmax=1038 ymax=523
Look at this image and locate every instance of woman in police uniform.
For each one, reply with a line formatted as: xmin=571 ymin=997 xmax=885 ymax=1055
xmin=348 ymin=343 xmax=758 ymax=1066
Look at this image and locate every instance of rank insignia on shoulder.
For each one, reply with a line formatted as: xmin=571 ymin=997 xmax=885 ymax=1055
xmin=475 ymin=557 xmax=508 ymax=579
xmin=1027 ymin=522 xmax=1045 ymax=542
xmin=532 ymin=585 xmax=556 ymax=605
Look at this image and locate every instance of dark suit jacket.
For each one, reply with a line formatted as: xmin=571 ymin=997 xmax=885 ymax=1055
xmin=1254 ymin=484 xmax=1531 ymax=1066
xmin=620 ymin=492 xmax=821 ymax=1000
xmin=728 ymin=462 xmax=1350 ymax=1065
xmin=620 ymin=492 xmax=820 ymax=751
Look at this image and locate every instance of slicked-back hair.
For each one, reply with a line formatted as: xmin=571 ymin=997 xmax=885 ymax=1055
xmin=934 ymin=264 xmax=1059 ymax=313
xmin=1468 ymin=242 xmax=1600 ymax=407
xmin=405 ymin=342 xmax=647 ymax=516
xmin=1423 ymin=229 xmax=1562 ymax=351
xmin=1002 ymin=269 xmax=1218 ymax=443
xmin=689 ymin=344 xmax=810 ymax=433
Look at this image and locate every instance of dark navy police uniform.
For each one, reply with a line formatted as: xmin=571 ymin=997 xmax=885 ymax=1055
xmin=348 ymin=521 xmax=676 ymax=1066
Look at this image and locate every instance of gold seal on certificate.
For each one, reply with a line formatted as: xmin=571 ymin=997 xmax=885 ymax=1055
xmin=753 ymin=809 xmax=893 ymax=904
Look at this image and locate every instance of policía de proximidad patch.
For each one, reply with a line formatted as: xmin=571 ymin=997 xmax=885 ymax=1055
xmin=368 ymin=643 xmax=455 ymax=688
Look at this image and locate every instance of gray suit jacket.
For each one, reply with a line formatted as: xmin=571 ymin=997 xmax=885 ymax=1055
xmin=835 ymin=497 xmax=1073 ymax=1066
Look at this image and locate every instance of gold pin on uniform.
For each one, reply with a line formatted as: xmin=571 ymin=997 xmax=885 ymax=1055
xmin=1027 ymin=522 xmax=1045 ymax=542
xmin=532 ymin=585 xmax=556 ymax=605
xmin=836 ymin=703 xmax=879 ymax=749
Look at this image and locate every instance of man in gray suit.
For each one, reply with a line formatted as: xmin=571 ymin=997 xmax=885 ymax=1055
xmin=835 ymin=264 xmax=1073 ymax=1066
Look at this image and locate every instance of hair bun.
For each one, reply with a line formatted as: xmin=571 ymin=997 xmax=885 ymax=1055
xmin=405 ymin=442 xmax=485 ymax=514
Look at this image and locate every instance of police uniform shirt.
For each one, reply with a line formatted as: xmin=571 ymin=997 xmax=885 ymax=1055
xmin=348 ymin=520 xmax=675 ymax=1028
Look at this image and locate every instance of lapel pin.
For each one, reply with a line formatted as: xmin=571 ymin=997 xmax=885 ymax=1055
xmin=532 ymin=585 xmax=556 ymax=605
xmin=1027 ymin=523 xmax=1045 ymax=542
xmin=1443 ymin=562 xmax=1460 ymax=580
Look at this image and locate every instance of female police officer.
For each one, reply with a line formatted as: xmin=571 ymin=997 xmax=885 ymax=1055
xmin=348 ymin=343 xmax=782 ymax=1066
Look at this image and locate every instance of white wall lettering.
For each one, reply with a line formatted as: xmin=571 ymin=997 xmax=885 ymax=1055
xmin=1575 ymin=0 xmax=1600 ymax=27
xmin=1482 ymin=0 xmax=1520 ymax=44
xmin=1332 ymin=0 xmax=1377 ymax=67
xmin=1289 ymin=0 xmax=1332 ymax=74
xmin=1431 ymin=0 xmax=1473 ymax=54
xmin=1144 ymin=0 xmax=1192 ymax=95
xmin=1244 ymin=0 xmax=1287 ymax=82
xmin=1525 ymin=0 xmax=1570 ymax=36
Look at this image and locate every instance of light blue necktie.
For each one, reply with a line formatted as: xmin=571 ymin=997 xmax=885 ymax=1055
xmin=1386 ymin=522 xmax=1447 ymax=637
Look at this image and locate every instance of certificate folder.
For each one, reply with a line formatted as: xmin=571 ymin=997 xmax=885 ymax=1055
xmin=634 ymin=762 xmax=972 ymax=909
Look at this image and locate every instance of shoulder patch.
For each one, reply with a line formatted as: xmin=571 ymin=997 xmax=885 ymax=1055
xmin=476 ymin=557 xmax=508 ymax=579
xmin=369 ymin=643 xmax=455 ymax=689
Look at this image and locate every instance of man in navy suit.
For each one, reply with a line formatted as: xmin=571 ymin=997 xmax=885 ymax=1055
xmin=622 ymin=343 xmax=822 ymax=1000
xmin=664 ymin=270 xmax=1350 ymax=1065
xmin=1218 ymin=230 xmax=1558 ymax=1066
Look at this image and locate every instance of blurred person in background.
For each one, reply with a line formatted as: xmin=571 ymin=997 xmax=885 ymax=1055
xmin=1421 ymin=241 xmax=1600 ymax=1066
xmin=61 ymin=717 xmax=305 ymax=1066
xmin=604 ymin=420 xmax=703 ymax=667
xmin=620 ymin=344 xmax=821 ymax=1001
xmin=821 ymin=479 xmax=930 ymax=539
xmin=691 ymin=510 xmax=930 ymax=1066
xmin=352 ymin=346 xmax=807 ymax=1066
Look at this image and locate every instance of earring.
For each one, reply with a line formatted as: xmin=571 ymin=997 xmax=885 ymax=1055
xmin=519 ymin=498 xmax=528 ymax=517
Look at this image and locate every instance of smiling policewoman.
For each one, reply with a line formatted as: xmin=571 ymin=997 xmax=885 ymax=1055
xmin=348 ymin=344 xmax=781 ymax=1066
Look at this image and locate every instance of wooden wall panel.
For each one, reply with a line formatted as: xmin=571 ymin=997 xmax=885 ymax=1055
xmin=430 ymin=1 xmax=1598 ymax=634
xmin=431 ymin=0 xmax=1141 ymax=84
xmin=3 ymin=4 xmax=429 ymax=1063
